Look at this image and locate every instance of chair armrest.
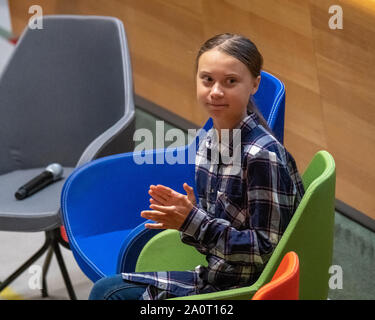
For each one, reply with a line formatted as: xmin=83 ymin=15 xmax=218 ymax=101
xmin=76 ymin=109 xmax=135 ymax=167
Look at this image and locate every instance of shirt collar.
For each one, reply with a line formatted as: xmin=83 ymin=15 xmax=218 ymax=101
xmin=205 ymin=111 xmax=260 ymax=158
xmin=236 ymin=111 xmax=260 ymax=132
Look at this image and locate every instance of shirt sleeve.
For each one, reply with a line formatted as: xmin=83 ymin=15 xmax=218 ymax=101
xmin=179 ymin=204 xmax=209 ymax=255
xmin=179 ymin=150 xmax=297 ymax=266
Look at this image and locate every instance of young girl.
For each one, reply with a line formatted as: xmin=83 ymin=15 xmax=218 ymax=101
xmin=89 ymin=33 xmax=305 ymax=300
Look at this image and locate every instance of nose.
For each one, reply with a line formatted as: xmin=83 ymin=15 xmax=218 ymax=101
xmin=210 ymin=83 xmax=224 ymax=99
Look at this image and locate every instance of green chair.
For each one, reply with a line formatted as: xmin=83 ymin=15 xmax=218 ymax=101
xmin=135 ymin=150 xmax=336 ymax=300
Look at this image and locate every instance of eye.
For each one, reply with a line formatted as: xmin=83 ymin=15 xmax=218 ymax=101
xmin=201 ymin=75 xmax=213 ymax=86
xmin=227 ymin=78 xmax=237 ymax=85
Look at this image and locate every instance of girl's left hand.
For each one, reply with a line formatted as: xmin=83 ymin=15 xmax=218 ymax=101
xmin=141 ymin=184 xmax=194 ymax=230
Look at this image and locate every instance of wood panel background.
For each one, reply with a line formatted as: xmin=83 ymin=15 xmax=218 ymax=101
xmin=8 ymin=0 xmax=375 ymax=219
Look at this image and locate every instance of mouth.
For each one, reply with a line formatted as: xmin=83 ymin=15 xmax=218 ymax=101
xmin=207 ymin=103 xmax=229 ymax=108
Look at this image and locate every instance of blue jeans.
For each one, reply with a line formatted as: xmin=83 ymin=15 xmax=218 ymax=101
xmin=88 ymin=274 xmax=148 ymax=300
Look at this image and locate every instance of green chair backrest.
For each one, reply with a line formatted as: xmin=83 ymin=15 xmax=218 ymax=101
xmin=135 ymin=150 xmax=336 ymax=300
xmin=255 ymin=150 xmax=336 ymax=299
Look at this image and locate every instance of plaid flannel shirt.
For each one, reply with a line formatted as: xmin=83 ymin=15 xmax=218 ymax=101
xmin=122 ymin=112 xmax=305 ymax=300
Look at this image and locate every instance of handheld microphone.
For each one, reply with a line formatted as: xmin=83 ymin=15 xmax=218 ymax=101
xmin=15 ymin=163 xmax=64 ymax=200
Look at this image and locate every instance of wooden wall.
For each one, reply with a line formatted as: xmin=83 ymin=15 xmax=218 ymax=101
xmin=9 ymin=0 xmax=375 ymax=219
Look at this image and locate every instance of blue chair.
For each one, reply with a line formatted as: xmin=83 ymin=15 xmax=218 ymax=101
xmin=60 ymin=71 xmax=286 ymax=282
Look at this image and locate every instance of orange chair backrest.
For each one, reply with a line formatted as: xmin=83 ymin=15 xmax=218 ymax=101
xmin=252 ymin=251 xmax=300 ymax=300
xmin=60 ymin=226 xmax=69 ymax=243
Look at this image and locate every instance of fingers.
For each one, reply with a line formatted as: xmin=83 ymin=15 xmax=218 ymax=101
xmin=142 ymin=207 xmax=174 ymax=230
xmin=141 ymin=209 xmax=167 ymax=220
xmin=152 ymin=184 xmax=178 ymax=198
xmin=154 ymin=184 xmax=173 ymax=193
xmin=149 ymin=198 xmax=162 ymax=205
xmin=183 ymin=183 xmax=194 ymax=194
xmin=149 ymin=204 xmax=176 ymax=213
xmin=149 ymin=185 xmax=173 ymax=203
xmin=150 ymin=184 xmax=187 ymax=205
xmin=148 ymin=189 xmax=168 ymax=204
xmin=183 ymin=183 xmax=196 ymax=205
xmin=141 ymin=203 xmax=176 ymax=221
xmin=145 ymin=222 xmax=165 ymax=229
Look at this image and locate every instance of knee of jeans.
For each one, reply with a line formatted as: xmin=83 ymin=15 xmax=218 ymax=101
xmin=88 ymin=275 xmax=121 ymax=300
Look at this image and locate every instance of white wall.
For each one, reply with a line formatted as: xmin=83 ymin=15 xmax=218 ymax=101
xmin=0 ymin=0 xmax=11 ymax=32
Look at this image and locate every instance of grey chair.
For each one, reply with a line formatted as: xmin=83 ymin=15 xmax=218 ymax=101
xmin=0 ymin=15 xmax=135 ymax=299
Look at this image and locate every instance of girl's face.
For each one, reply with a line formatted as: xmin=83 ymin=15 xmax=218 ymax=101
xmin=196 ymin=48 xmax=260 ymax=130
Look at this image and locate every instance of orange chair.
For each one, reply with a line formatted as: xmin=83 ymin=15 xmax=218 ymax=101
xmin=252 ymin=251 xmax=300 ymax=300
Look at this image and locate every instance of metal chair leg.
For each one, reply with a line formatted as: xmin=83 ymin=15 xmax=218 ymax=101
xmin=41 ymin=246 xmax=54 ymax=297
xmin=0 ymin=234 xmax=51 ymax=293
xmin=52 ymin=234 xmax=77 ymax=300
xmin=0 ymin=229 xmax=77 ymax=300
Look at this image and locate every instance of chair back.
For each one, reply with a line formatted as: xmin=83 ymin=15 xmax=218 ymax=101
xmin=0 ymin=15 xmax=135 ymax=175
xmin=254 ymin=70 xmax=285 ymax=143
xmin=254 ymin=150 xmax=336 ymax=300
xmin=252 ymin=251 xmax=299 ymax=300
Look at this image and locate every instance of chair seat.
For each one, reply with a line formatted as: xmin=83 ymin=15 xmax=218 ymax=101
xmin=75 ymin=229 xmax=132 ymax=277
xmin=0 ymin=167 xmax=74 ymax=232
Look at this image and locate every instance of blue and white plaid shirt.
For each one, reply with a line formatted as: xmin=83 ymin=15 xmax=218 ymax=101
xmin=122 ymin=112 xmax=305 ymax=300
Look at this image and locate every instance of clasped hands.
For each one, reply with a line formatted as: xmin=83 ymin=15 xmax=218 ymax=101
xmin=141 ymin=183 xmax=196 ymax=230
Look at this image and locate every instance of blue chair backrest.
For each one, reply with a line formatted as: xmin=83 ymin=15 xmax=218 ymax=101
xmin=254 ymin=71 xmax=285 ymax=143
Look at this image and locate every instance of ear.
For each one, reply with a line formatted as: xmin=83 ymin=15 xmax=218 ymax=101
xmin=251 ymin=75 xmax=261 ymax=95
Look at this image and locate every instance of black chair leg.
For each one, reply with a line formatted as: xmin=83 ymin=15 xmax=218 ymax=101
xmin=52 ymin=237 xmax=77 ymax=300
xmin=0 ymin=229 xmax=77 ymax=300
xmin=41 ymin=246 xmax=53 ymax=298
xmin=0 ymin=235 xmax=51 ymax=293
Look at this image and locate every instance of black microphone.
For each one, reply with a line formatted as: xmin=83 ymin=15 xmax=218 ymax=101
xmin=15 ymin=163 xmax=64 ymax=200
